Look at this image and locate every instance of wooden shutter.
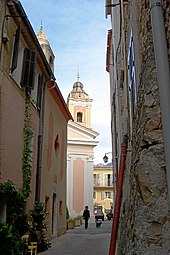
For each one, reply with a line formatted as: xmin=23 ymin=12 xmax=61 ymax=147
xmin=21 ymin=48 xmax=36 ymax=89
xmin=96 ymin=174 xmax=99 ymax=185
xmin=104 ymin=174 xmax=108 ymax=186
xmin=11 ymin=26 xmax=20 ymax=73
xmin=111 ymin=174 xmax=114 ymax=185
xmin=101 ymin=191 xmax=105 ymax=199
xmin=94 ymin=174 xmax=99 ymax=185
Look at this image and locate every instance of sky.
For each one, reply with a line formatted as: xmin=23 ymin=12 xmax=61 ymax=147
xmin=21 ymin=0 xmax=112 ymax=164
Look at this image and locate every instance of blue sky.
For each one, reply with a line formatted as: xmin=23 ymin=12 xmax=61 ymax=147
xmin=21 ymin=0 xmax=112 ymax=164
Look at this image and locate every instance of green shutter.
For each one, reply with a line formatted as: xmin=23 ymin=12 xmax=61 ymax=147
xmin=21 ymin=48 xmax=36 ymax=89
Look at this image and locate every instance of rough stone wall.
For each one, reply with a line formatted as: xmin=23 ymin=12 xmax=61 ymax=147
xmin=117 ymin=1 xmax=170 ymax=254
xmin=163 ymin=0 xmax=170 ymax=62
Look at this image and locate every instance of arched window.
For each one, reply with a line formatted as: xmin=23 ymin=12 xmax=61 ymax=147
xmin=77 ymin=112 xmax=83 ymax=122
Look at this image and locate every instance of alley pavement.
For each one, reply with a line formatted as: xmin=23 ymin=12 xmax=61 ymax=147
xmin=40 ymin=217 xmax=112 ymax=255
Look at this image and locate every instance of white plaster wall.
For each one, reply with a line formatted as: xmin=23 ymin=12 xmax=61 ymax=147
xmin=67 ymin=153 xmax=94 ymax=218
xmin=84 ymin=157 xmax=94 ymax=214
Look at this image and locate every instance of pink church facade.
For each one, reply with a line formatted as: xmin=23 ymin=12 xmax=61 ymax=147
xmin=67 ymin=78 xmax=99 ymax=217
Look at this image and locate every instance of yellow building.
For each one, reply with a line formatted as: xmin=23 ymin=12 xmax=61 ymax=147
xmin=93 ymin=165 xmax=114 ymax=216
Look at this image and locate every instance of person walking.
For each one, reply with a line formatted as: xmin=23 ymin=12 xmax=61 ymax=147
xmin=83 ymin=205 xmax=90 ymax=229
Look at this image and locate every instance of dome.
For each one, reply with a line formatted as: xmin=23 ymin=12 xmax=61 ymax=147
xmin=71 ymin=80 xmax=89 ymax=97
xmin=72 ymin=81 xmax=84 ymax=92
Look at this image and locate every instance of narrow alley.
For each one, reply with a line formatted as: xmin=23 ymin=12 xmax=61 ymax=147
xmin=1 ymin=1 xmax=170 ymax=254
xmin=40 ymin=218 xmax=112 ymax=255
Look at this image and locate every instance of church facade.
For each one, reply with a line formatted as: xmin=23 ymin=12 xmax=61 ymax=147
xmin=67 ymin=77 xmax=99 ymax=218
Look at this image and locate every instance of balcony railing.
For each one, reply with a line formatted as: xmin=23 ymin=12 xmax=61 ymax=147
xmin=93 ymin=179 xmax=113 ymax=187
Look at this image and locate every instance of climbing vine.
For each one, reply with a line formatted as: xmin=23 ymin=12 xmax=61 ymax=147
xmin=0 ymin=97 xmax=49 ymax=253
xmin=0 ymin=97 xmax=33 ymax=254
xmin=21 ymin=96 xmax=32 ymax=199
xmin=0 ymin=97 xmax=32 ymax=201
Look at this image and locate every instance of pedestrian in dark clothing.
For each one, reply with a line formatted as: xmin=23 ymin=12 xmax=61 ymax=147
xmin=83 ymin=205 xmax=90 ymax=229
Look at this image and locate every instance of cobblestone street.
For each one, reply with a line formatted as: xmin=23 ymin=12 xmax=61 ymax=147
xmin=40 ymin=219 xmax=112 ymax=255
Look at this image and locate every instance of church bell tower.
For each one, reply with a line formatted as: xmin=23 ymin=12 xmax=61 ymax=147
xmin=67 ymin=74 xmax=92 ymax=128
xmin=66 ymin=74 xmax=99 ymax=218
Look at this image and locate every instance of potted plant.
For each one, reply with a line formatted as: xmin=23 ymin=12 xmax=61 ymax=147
xmin=77 ymin=215 xmax=83 ymax=225
xmin=67 ymin=218 xmax=75 ymax=229
xmin=74 ymin=215 xmax=82 ymax=227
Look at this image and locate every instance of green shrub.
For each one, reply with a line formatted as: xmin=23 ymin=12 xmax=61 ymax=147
xmin=29 ymin=202 xmax=48 ymax=252
xmin=66 ymin=206 xmax=70 ymax=222
xmin=0 ymin=223 xmax=26 ymax=255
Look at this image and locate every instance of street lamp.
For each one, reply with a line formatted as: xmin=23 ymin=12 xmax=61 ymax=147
xmin=103 ymin=152 xmax=112 ymax=164
xmin=103 ymin=151 xmax=115 ymax=219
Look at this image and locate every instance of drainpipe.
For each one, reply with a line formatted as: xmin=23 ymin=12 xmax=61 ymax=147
xmin=35 ymin=80 xmax=46 ymax=202
xmin=120 ymin=0 xmax=130 ymax=137
xmin=109 ymin=135 xmax=128 ymax=255
xmin=150 ymin=0 xmax=170 ymax=204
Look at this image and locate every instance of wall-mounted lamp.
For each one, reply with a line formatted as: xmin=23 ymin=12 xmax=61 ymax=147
xmin=2 ymin=32 xmax=10 ymax=44
xmin=103 ymin=152 xmax=112 ymax=163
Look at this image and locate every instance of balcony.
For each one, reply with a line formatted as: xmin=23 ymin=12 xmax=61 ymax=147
xmin=93 ymin=179 xmax=113 ymax=188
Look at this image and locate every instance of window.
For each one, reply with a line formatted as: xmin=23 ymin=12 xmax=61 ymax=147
xmin=93 ymin=191 xmax=96 ymax=199
xmin=11 ymin=32 xmax=36 ymax=91
xmin=26 ymin=70 xmax=38 ymax=103
xmin=104 ymin=174 xmax=113 ymax=186
xmin=105 ymin=192 xmax=111 ymax=199
xmin=77 ymin=112 xmax=82 ymax=122
xmin=21 ymin=48 xmax=36 ymax=89
xmin=93 ymin=174 xmax=99 ymax=185
xmin=49 ymin=55 xmax=53 ymax=64
xmin=54 ymin=134 xmax=60 ymax=156
xmin=11 ymin=40 xmax=24 ymax=86
xmin=59 ymin=201 xmax=63 ymax=215
xmin=11 ymin=26 xmax=20 ymax=72
xmin=101 ymin=191 xmax=105 ymax=200
xmin=128 ymin=30 xmax=137 ymax=116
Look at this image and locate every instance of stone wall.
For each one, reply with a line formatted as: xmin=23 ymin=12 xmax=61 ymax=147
xmin=163 ymin=0 xmax=170 ymax=62
xmin=117 ymin=1 xmax=170 ymax=254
